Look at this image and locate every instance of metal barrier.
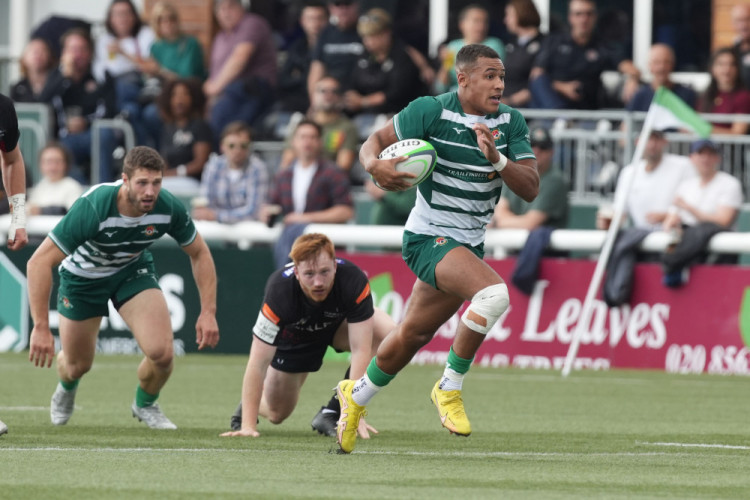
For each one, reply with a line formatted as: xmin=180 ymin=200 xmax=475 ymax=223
xmin=16 ymin=118 xmax=47 ymax=184
xmin=91 ymin=118 xmax=136 ymax=185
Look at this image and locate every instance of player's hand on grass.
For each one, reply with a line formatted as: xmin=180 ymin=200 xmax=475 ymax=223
xmin=220 ymin=428 xmax=260 ymax=438
xmin=357 ymin=417 xmax=379 ymax=440
xmin=195 ymin=312 xmax=219 ymax=350
xmin=29 ymin=326 xmax=55 ymax=368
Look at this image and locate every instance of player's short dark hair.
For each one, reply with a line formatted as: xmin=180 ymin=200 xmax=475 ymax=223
xmin=455 ymin=44 xmax=501 ymax=72
xmin=123 ymin=146 xmax=165 ymax=177
xmin=290 ymin=233 xmax=336 ymax=264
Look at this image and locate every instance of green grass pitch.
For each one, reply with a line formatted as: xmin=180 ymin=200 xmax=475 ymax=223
xmin=2 ymin=351 xmax=750 ymax=499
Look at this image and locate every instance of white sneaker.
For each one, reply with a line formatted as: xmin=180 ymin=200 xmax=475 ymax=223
xmin=0 ymin=419 xmax=8 ymax=436
xmin=131 ymin=401 xmax=177 ymax=429
xmin=50 ymin=383 xmax=77 ymax=425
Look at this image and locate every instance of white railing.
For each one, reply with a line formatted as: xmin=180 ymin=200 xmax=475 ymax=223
xmin=3 ymin=215 xmax=750 ymax=259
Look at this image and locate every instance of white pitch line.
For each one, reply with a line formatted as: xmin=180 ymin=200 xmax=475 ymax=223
xmin=0 ymin=406 xmax=49 ymax=411
xmin=638 ymin=441 xmax=750 ymax=451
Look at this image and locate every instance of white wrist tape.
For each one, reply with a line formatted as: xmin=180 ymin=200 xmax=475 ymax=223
xmin=8 ymin=193 xmax=26 ymax=241
xmin=491 ymin=153 xmax=508 ymax=173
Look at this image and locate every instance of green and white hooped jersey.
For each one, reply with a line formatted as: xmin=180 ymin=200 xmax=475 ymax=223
xmin=394 ymin=92 xmax=534 ymax=247
xmin=49 ymin=181 xmax=197 ymax=279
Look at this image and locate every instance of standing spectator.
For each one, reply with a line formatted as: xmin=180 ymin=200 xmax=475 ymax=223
xmin=264 ymin=119 xmax=353 ymax=269
xmin=435 ymin=4 xmax=505 ymax=94
xmin=204 ymin=0 xmax=278 ymax=141
xmin=307 ymin=0 xmax=363 ymax=100
xmin=27 ymin=142 xmax=84 ymax=216
xmin=143 ymin=1 xmax=207 ymax=81
xmin=11 ymin=37 xmax=60 ymax=104
xmin=699 ymin=48 xmax=750 ymax=135
xmin=598 ymin=130 xmax=696 ymax=306
xmin=731 ymin=4 xmax=750 ymax=88
xmin=277 ymin=1 xmax=329 ymax=113
xmin=94 ymin=0 xmax=156 ymax=146
xmin=626 ymin=44 xmax=697 ymax=112
xmin=661 ymin=139 xmax=743 ymax=287
xmin=530 ymin=0 xmax=640 ymax=110
xmin=343 ymin=8 xmax=425 ymax=116
xmin=501 ymin=0 xmax=544 ymax=109
xmin=158 ymin=78 xmax=212 ymax=185
xmin=50 ymin=28 xmax=117 ymax=184
xmin=192 ymin=121 xmax=268 ymax=223
xmin=280 ymin=76 xmax=359 ymax=174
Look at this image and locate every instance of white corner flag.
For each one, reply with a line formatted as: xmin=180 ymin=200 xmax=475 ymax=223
xmin=651 ymin=86 xmax=712 ymax=138
xmin=560 ymin=86 xmax=710 ymax=377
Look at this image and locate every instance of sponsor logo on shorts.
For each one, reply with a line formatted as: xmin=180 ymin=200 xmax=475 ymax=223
xmin=61 ymin=296 xmax=73 ymax=309
xmin=142 ymin=225 xmax=158 ymax=237
xmin=433 ymin=237 xmax=448 ymax=247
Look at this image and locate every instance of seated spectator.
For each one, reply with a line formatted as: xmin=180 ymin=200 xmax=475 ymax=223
xmin=50 ymin=28 xmax=117 ymax=184
xmin=281 ymin=76 xmax=359 ymax=175
xmin=307 ymin=0 xmax=363 ymax=101
xmin=264 ymin=119 xmax=353 ymax=269
xmin=364 ymin=179 xmax=416 ymax=226
xmin=204 ymin=0 xmax=278 ymax=142
xmin=731 ymin=4 xmax=750 ymax=88
xmin=661 ymin=139 xmax=743 ymax=287
xmin=490 ymin=127 xmax=569 ymax=294
xmin=343 ymin=8 xmax=426 ymax=116
xmin=626 ymin=44 xmax=697 ymax=112
xmin=11 ymin=37 xmax=60 ymax=104
xmin=143 ymin=1 xmax=207 ymax=81
xmin=435 ymin=4 xmax=505 ymax=94
xmin=93 ymin=0 xmax=156 ymax=146
xmin=501 ymin=0 xmax=544 ymax=109
xmin=27 ymin=142 xmax=84 ymax=216
xmin=277 ymin=1 xmax=329 ymax=113
xmin=699 ymin=48 xmax=750 ymax=135
xmin=192 ymin=121 xmax=268 ymax=223
xmin=530 ymin=0 xmax=640 ymax=110
xmin=158 ymin=78 xmax=212 ymax=185
xmin=598 ymin=129 xmax=696 ymax=305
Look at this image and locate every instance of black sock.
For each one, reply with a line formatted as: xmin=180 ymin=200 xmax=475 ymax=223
xmin=324 ymin=367 xmax=351 ymax=413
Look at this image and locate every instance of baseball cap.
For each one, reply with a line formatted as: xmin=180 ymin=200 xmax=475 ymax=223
xmin=357 ymin=8 xmax=392 ymax=37
xmin=529 ymin=126 xmax=553 ymax=149
xmin=689 ymin=138 xmax=720 ymax=154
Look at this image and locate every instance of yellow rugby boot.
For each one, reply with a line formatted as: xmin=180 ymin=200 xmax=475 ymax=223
xmin=430 ymin=379 xmax=471 ymax=436
xmin=336 ymin=380 xmax=367 ymax=453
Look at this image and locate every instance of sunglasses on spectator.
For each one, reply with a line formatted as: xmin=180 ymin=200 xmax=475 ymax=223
xmin=225 ymin=142 xmax=250 ymax=150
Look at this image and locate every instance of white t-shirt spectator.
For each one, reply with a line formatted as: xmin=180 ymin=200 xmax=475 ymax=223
xmin=673 ymin=171 xmax=743 ymax=228
xmin=93 ymin=27 xmax=155 ymax=81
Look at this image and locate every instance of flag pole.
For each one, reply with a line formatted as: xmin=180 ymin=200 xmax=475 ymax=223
xmin=560 ymin=104 xmax=658 ymax=377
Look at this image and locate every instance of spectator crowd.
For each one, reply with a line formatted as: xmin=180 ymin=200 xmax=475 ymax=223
xmin=4 ymin=0 xmax=750 ymax=288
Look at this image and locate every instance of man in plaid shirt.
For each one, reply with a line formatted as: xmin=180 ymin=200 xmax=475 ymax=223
xmin=192 ymin=121 xmax=269 ymax=223
xmin=265 ymin=119 xmax=353 ymax=268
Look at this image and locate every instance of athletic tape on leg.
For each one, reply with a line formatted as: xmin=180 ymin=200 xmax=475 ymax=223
xmin=460 ymin=283 xmax=509 ymax=335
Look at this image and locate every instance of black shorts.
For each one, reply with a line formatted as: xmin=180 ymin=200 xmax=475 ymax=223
xmin=271 ymin=343 xmax=344 ymax=373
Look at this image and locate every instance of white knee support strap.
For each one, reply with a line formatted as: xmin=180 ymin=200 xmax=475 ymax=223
xmin=460 ymin=283 xmax=509 ymax=335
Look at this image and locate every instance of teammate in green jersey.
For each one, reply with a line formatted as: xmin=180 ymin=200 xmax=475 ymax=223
xmin=336 ymin=44 xmax=540 ymax=453
xmin=27 ymin=146 xmax=219 ymax=429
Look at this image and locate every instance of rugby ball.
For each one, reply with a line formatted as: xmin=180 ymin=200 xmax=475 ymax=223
xmin=375 ymin=139 xmax=437 ymax=190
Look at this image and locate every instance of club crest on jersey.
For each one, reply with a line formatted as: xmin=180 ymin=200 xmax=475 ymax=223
xmin=142 ymin=225 xmax=158 ymax=237
xmin=433 ymin=237 xmax=448 ymax=247
xmin=492 ymin=129 xmax=501 ymax=140
xmin=488 ymin=171 xmax=498 ymax=180
xmin=61 ymin=296 xmax=73 ymax=309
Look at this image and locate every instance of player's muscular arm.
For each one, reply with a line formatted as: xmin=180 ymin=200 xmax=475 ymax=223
xmin=472 ymin=123 xmax=539 ymax=202
xmin=360 ymin=120 xmax=414 ymax=191
xmin=27 ymin=238 xmax=66 ymax=367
